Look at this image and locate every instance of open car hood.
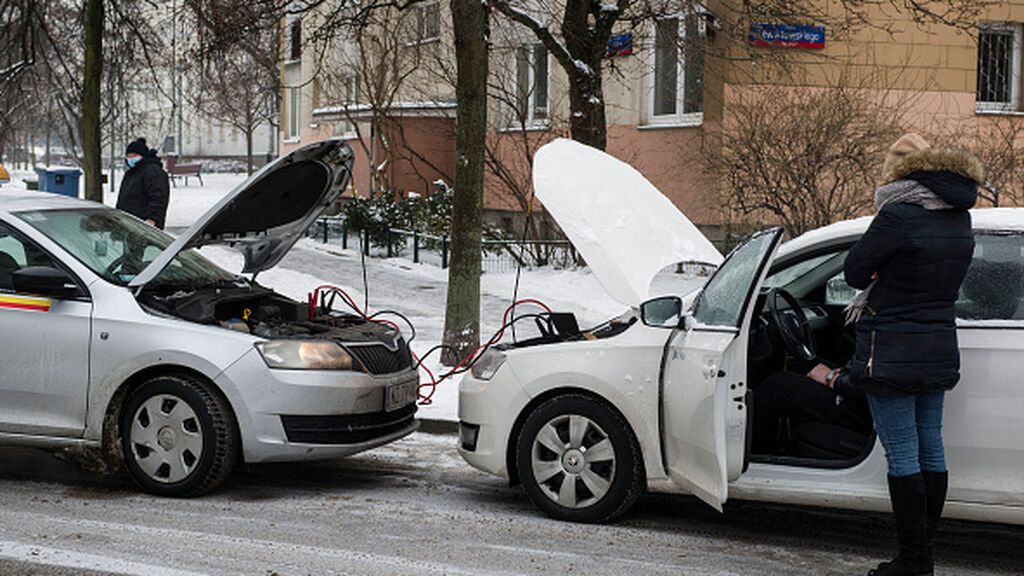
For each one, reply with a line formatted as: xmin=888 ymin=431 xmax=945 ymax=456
xmin=533 ymin=139 xmax=723 ymax=308
xmin=131 ymin=139 xmax=355 ymax=288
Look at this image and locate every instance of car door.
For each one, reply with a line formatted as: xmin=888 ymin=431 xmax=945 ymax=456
xmin=945 ymin=230 xmax=1024 ymax=507
xmin=661 ymin=228 xmax=784 ymax=511
xmin=0 ymin=220 xmax=91 ymax=437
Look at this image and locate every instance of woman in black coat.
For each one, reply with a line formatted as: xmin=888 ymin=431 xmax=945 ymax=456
xmin=811 ymin=134 xmax=983 ymax=576
xmin=116 ymin=138 xmax=170 ymax=229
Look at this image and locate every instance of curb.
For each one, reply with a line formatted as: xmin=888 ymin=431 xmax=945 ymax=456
xmin=418 ymin=419 xmax=458 ymax=435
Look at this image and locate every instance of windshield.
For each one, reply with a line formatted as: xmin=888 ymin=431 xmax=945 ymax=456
xmin=16 ymin=208 xmax=237 ymax=287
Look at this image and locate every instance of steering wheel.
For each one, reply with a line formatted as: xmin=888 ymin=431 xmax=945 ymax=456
xmin=103 ymin=251 xmax=143 ymax=278
xmin=766 ymin=287 xmax=817 ymax=362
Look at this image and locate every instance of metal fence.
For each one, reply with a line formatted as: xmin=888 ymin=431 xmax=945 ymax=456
xmin=306 ymin=216 xmax=720 ymax=276
xmin=306 ymin=217 xmax=583 ymax=273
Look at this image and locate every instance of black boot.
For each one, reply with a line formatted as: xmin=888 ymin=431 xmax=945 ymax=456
xmin=867 ymin=474 xmax=934 ymax=576
xmin=922 ymin=470 xmax=948 ymax=541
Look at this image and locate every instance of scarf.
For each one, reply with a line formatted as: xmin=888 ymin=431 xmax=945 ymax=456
xmin=844 ymin=180 xmax=953 ymax=325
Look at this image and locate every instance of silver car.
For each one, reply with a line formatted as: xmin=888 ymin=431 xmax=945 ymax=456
xmin=0 ymin=140 xmax=420 ymax=496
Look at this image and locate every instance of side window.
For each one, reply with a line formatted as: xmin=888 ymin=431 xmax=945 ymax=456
xmin=825 ymin=273 xmax=858 ymax=307
xmin=693 ymin=229 xmax=779 ymax=328
xmin=0 ymin=223 xmax=59 ymax=293
xmin=958 ymin=233 xmax=1024 ymax=321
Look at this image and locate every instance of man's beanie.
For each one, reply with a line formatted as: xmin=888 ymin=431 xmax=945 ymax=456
xmin=126 ymin=138 xmax=149 ymax=156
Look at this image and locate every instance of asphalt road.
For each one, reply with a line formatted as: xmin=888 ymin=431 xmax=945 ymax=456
xmin=1 ymin=431 xmax=1022 ymax=576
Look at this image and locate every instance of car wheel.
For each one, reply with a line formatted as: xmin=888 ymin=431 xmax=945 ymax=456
xmin=516 ymin=393 xmax=644 ymax=523
xmin=120 ymin=373 xmax=238 ymax=497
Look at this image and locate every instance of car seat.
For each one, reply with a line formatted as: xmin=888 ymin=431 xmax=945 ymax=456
xmin=0 ymin=251 xmax=20 ymax=291
xmin=962 ymin=261 xmax=1024 ymax=320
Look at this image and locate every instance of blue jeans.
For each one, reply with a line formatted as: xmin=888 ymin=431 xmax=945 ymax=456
xmin=867 ymin=392 xmax=946 ymax=478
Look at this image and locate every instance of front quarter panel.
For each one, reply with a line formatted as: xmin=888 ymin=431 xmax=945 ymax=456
xmin=85 ymin=282 xmax=257 ymax=442
xmin=503 ymin=323 xmax=672 ymax=480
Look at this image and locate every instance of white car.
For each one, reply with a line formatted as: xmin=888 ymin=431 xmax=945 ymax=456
xmin=0 ymin=140 xmax=420 ymax=497
xmin=458 ymin=139 xmax=1024 ymax=525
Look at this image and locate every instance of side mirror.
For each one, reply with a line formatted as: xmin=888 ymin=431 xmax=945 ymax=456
xmin=640 ymin=296 xmax=683 ymax=328
xmin=12 ymin=266 xmax=81 ymax=299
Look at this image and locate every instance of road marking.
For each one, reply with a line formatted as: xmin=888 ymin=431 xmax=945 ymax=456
xmin=0 ymin=540 xmax=204 ymax=576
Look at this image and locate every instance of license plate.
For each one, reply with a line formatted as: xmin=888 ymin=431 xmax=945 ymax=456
xmin=385 ymin=378 xmax=418 ymax=412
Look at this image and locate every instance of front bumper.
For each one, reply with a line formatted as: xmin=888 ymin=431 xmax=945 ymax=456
xmin=218 ymin=349 xmax=421 ymax=463
xmin=456 ymin=367 xmax=531 ymax=478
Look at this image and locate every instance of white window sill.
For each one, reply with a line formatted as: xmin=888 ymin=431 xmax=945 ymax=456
xmin=284 ymin=59 xmax=301 ymax=66
xmin=282 ymin=137 xmax=301 ymax=144
xmin=338 ymin=132 xmax=359 ymax=141
xmin=498 ymin=122 xmax=550 ymax=134
xmin=404 ymin=37 xmax=440 ymax=48
xmin=975 ymin=106 xmax=1024 ymax=116
xmin=639 ymin=113 xmax=704 ymax=130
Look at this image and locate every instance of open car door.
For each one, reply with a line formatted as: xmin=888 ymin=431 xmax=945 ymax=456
xmin=661 ymin=228 xmax=784 ymax=511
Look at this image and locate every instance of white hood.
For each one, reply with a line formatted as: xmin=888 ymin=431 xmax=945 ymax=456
xmin=533 ymin=139 xmax=722 ymax=307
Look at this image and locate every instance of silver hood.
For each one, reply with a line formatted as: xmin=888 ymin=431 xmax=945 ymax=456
xmin=533 ymin=139 xmax=723 ymax=308
xmin=131 ymin=139 xmax=355 ymax=288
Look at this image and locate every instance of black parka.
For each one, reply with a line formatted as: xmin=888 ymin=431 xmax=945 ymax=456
xmin=842 ymin=149 xmax=983 ymax=396
xmin=116 ymin=153 xmax=170 ymax=229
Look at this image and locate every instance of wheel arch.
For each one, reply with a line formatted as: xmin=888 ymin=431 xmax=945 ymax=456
xmin=98 ymin=364 xmax=240 ymax=471
xmin=505 ymin=387 xmax=646 ymax=489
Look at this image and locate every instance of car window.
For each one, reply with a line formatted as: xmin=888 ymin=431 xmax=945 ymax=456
xmin=693 ymin=229 xmax=779 ymax=328
xmin=0 ymin=222 xmax=61 ymax=293
xmin=15 ymin=208 xmax=237 ymax=287
xmin=825 ymin=273 xmax=858 ymax=307
xmin=958 ymin=233 xmax=1024 ymax=321
xmin=764 ymin=253 xmax=834 ymax=289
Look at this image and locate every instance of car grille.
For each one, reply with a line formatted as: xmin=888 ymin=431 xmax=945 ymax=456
xmin=347 ymin=341 xmax=413 ymax=375
xmin=280 ymin=403 xmax=417 ymax=445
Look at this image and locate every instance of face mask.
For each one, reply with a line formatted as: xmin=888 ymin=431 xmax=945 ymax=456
xmin=125 ymin=157 xmax=140 ymax=169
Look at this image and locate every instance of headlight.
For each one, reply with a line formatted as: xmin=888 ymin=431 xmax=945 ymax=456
xmin=470 ymin=349 xmax=506 ymax=381
xmin=256 ymin=340 xmax=360 ymax=371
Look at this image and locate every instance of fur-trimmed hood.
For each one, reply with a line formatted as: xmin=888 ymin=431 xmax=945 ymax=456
xmin=883 ymin=148 xmax=983 ymax=211
xmin=883 ymin=148 xmax=985 ymax=185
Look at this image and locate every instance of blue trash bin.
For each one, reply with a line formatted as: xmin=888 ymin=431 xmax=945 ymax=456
xmin=34 ymin=167 xmax=82 ymax=198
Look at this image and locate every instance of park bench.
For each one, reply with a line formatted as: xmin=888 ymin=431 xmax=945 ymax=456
xmin=165 ymin=157 xmax=204 ymax=187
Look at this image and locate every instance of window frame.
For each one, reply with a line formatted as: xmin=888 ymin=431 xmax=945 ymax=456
xmin=976 ymin=22 xmax=1022 ymax=113
xmin=643 ymin=13 xmax=705 ymax=128
xmin=507 ymin=42 xmax=551 ymax=130
xmin=285 ymin=86 xmax=301 ymax=142
xmin=408 ymin=2 xmax=441 ymax=46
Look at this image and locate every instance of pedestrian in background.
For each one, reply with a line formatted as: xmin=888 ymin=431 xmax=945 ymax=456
xmin=116 ymin=138 xmax=170 ymax=229
xmin=839 ymin=133 xmax=983 ymax=576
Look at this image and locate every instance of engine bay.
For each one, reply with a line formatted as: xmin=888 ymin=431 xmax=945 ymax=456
xmin=138 ymin=283 xmax=389 ymax=344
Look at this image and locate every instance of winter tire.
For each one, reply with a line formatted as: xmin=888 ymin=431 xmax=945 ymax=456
xmin=120 ymin=373 xmax=238 ymax=497
xmin=516 ymin=393 xmax=644 ymax=523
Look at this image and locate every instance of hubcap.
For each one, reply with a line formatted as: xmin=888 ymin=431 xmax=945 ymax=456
xmin=129 ymin=394 xmax=204 ymax=484
xmin=531 ymin=414 xmax=616 ymax=509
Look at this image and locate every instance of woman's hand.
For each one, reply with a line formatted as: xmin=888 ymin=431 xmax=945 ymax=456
xmin=807 ymin=364 xmax=834 ymax=388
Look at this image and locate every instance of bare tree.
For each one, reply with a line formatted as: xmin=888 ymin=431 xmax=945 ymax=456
xmin=932 ymin=118 xmax=1024 ymax=208
xmin=705 ymin=80 xmax=909 ymax=236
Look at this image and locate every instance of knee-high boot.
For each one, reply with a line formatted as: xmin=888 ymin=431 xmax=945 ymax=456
xmin=868 ymin=474 xmax=934 ymax=576
xmin=922 ymin=471 xmax=948 ymax=541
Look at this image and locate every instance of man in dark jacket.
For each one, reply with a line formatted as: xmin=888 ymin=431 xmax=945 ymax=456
xmin=810 ymin=134 xmax=983 ymax=576
xmin=116 ymin=138 xmax=170 ymax=229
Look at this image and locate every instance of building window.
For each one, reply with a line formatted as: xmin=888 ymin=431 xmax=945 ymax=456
xmin=512 ymin=43 xmax=549 ymax=126
xmin=341 ymin=74 xmax=360 ymax=136
xmin=977 ymin=23 xmax=1022 ymax=112
xmin=286 ymin=87 xmax=300 ymax=140
xmin=287 ymin=17 xmax=302 ymax=62
xmin=412 ymin=2 xmax=440 ymax=44
xmin=646 ymin=13 xmax=705 ymax=125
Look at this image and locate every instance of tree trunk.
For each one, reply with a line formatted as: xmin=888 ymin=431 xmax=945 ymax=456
xmin=82 ymin=0 xmax=104 ymax=201
xmin=245 ymin=127 xmax=254 ymax=175
xmin=442 ymin=0 xmax=489 ymax=365
xmin=566 ymin=62 xmax=607 ymax=150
